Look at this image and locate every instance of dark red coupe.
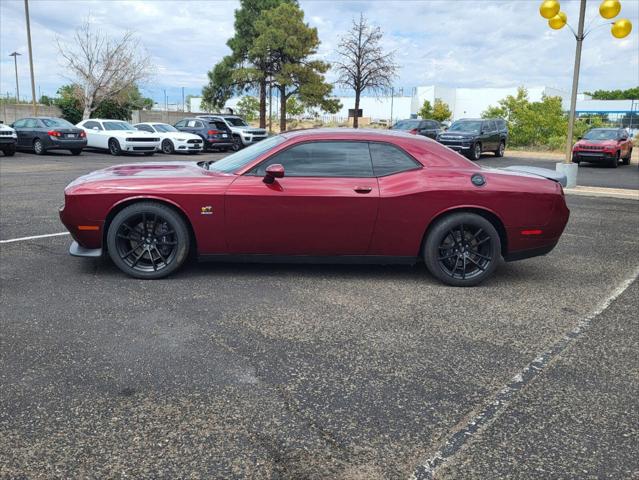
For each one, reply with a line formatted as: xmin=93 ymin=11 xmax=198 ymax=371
xmin=60 ymin=129 xmax=569 ymax=286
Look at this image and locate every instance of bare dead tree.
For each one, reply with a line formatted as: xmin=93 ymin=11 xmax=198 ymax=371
xmin=334 ymin=14 xmax=398 ymax=128
xmin=57 ymin=21 xmax=153 ymax=120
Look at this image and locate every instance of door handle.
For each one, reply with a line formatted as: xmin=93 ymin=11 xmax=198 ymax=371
xmin=354 ymin=186 xmax=372 ymax=194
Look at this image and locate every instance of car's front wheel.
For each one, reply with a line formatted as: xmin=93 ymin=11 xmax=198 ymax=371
xmin=109 ymin=139 xmax=122 ymax=156
xmin=609 ymin=151 xmax=619 ymax=168
xmin=107 ymin=202 xmax=190 ymax=279
xmin=2 ymin=144 xmax=16 ymax=156
xmin=423 ymin=212 xmax=501 ymax=287
xmin=161 ymin=139 xmax=175 ymax=154
xmin=468 ymin=142 xmax=482 ymax=161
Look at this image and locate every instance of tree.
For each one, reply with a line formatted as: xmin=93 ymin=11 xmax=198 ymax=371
xmin=237 ymin=96 xmax=260 ymax=121
xmin=335 ymin=14 xmax=398 ymax=128
xmin=202 ymin=0 xmax=296 ymax=126
xmin=432 ymin=98 xmax=452 ymax=122
xmin=418 ymin=100 xmax=432 ymax=119
xmin=249 ymin=3 xmax=340 ymax=131
xmin=583 ymin=87 xmax=639 ymax=100
xmin=286 ymin=96 xmax=305 ymax=118
xmin=57 ymin=20 xmax=153 ymax=120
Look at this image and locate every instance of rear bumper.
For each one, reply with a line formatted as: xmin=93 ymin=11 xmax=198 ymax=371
xmin=504 ymin=241 xmax=558 ymax=262
xmin=46 ymin=139 xmax=87 ymax=149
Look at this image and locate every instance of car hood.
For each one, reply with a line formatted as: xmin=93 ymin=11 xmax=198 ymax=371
xmin=65 ymin=161 xmax=232 ymax=192
xmin=576 ymin=139 xmax=616 ymax=146
xmin=232 ymin=126 xmax=266 ymax=133
xmin=439 ymin=132 xmax=476 ymax=138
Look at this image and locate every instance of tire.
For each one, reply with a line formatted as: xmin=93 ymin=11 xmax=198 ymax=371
xmin=494 ymin=140 xmax=505 ymax=157
xmin=33 ymin=138 xmax=45 ymax=155
xmin=572 ymin=153 xmax=580 ymax=165
xmin=109 ymin=138 xmax=122 ymax=156
xmin=2 ymin=144 xmax=16 ymax=156
xmin=161 ymin=139 xmax=175 ymax=154
xmin=468 ymin=142 xmax=482 ymax=161
xmin=70 ymin=149 xmax=82 ymax=156
xmin=609 ymin=151 xmax=619 ymax=168
xmin=622 ymin=148 xmax=632 ymax=166
xmin=106 ymin=202 xmax=190 ymax=279
xmin=231 ymin=136 xmax=242 ymax=151
xmin=423 ymin=212 xmax=502 ymax=287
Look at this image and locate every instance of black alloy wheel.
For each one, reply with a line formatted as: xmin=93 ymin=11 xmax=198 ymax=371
xmin=33 ymin=138 xmax=45 ymax=155
xmin=495 ymin=141 xmax=505 ymax=157
xmin=162 ymin=139 xmax=175 ymax=154
xmin=109 ymin=138 xmax=122 ymax=156
xmin=424 ymin=212 xmax=501 ymax=287
xmin=107 ymin=202 xmax=189 ymax=279
xmin=470 ymin=142 xmax=482 ymax=161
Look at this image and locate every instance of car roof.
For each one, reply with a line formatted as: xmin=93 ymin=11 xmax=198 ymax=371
xmin=83 ymin=119 xmax=129 ymax=122
xmin=279 ymin=128 xmax=428 ymax=142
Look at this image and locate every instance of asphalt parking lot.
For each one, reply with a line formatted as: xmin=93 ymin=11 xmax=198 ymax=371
xmin=1 ymin=149 xmax=638 ymax=479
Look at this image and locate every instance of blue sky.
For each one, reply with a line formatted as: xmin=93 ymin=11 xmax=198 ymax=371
xmin=1 ymin=0 xmax=638 ymax=104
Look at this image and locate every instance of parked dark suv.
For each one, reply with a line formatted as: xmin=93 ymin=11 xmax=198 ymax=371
xmin=390 ymin=119 xmax=442 ymax=139
xmin=174 ymin=117 xmax=235 ymax=152
xmin=437 ymin=118 xmax=508 ymax=160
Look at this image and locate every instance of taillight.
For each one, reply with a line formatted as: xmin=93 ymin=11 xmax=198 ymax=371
xmin=408 ymin=129 xmax=418 ymax=134
xmin=79 ymin=130 xmax=86 ymax=138
xmin=208 ymin=130 xmax=220 ymax=135
xmin=48 ymin=130 xmax=61 ymax=137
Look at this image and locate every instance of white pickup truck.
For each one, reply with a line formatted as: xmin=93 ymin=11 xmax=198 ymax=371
xmin=197 ymin=115 xmax=267 ymax=148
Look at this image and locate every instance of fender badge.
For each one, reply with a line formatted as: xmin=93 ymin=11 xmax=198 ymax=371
xmin=200 ymin=206 xmax=213 ymax=215
xmin=471 ymin=174 xmax=486 ymax=187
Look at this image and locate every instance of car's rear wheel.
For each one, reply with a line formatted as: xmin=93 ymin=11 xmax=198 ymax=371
xmin=109 ymin=138 xmax=122 ymax=156
xmin=424 ymin=212 xmax=501 ymax=287
xmin=468 ymin=142 xmax=482 ymax=161
xmin=622 ymin=148 xmax=632 ymax=165
xmin=161 ymin=139 xmax=175 ymax=154
xmin=609 ymin=151 xmax=619 ymax=168
xmin=107 ymin=202 xmax=190 ymax=279
xmin=494 ymin=140 xmax=505 ymax=157
xmin=33 ymin=138 xmax=45 ymax=155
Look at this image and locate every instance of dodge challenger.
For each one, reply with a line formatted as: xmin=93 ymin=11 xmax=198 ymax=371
xmin=60 ymin=129 xmax=570 ymax=286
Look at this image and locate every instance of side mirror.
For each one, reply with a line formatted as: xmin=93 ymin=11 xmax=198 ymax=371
xmin=263 ymin=164 xmax=285 ymax=184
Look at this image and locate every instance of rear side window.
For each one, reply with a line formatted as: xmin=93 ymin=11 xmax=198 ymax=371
xmin=496 ymin=119 xmax=506 ymax=130
xmin=369 ymin=142 xmax=421 ymax=176
xmin=84 ymin=121 xmax=102 ymax=130
xmin=187 ymin=120 xmax=198 ymax=127
xmin=25 ymin=119 xmax=39 ymax=128
xmin=253 ymin=141 xmax=374 ymax=177
xmin=488 ymin=121 xmax=497 ymax=131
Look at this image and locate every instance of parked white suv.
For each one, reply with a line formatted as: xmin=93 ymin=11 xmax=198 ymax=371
xmin=0 ymin=122 xmax=18 ymax=156
xmin=197 ymin=115 xmax=267 ymax=148
xmin=77 ymin=119 xmax=161 ymax=156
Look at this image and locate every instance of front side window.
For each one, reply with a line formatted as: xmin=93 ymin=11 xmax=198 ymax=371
xmin=135 ymin=124 xmax=154 ymax=133
xmin=208 ymin=135 xmax=285 ymax=173
xmin=175 ymin=120 xmax=186 ymax=128
xmin=12 ymin=119 xmax=26 ymax=128
xmin=103 ymin=121 xmax=134 ymax=131
xmin=369 ymin=142 xmax=421 ymax=177
xmin=252 ymin=141 xmax=374 ymax=178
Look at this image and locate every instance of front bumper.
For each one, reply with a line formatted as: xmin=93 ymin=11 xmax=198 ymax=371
xmin=437 ymin=139 xmax=472 ymax=151
xmin=69 ymin=241 xmax=103 ymax=258
xmin=240 ymin=135 xmax=267 ymax=146
xmin=0 ymin=136 xmax=17 ymax=145
xmin=572 ymin=150 xmax=617 ymax=162
xmin=121 ymin=141 xmax=160 ymax=152
xmin=175 ymin=139 xmax=203 ymax=152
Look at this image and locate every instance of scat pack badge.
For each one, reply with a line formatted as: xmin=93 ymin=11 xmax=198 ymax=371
xmin=200 ymin=206 xmax=213 ymax=215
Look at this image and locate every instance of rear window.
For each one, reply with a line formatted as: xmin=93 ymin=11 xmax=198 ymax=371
xmin=41 ymin=118 xmax=75 ymax=128
xmin=209 ymin=121 xmax=228 ymax=131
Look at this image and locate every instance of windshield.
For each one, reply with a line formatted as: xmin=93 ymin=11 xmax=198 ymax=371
xmin=393 ymin=120 xmax=420 ymax=130
xmin=207 ymin=135 xmax=283 ymax=173
xmin=41 ymin=118 xmax=75 ymax=128
xmin=583 ymin=129 xmax=617 ymax=140
xmin=449 ymin=121 xmax=482 ymax=133
xmin=103 ymin=121 xmax=135 ymax=131
xmin=153 ymin=124 xmax=178 ymax=132
xmin=225 ymin=117 xmax=248 ymax=127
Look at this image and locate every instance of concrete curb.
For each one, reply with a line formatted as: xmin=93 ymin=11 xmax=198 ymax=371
xmin=565 ymin=186 xmax=639 ymax=200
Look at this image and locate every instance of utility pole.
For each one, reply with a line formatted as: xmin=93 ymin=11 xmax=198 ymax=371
xmin=182 ymin=87 xmax=185 ymax=112
xmin=9 ymin=52 xmax=21 ymax=102
xmin=23 ymin=0 xmax=37 ymax=115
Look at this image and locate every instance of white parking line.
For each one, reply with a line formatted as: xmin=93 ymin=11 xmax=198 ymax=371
xmin=0 ymin=232 xmax=70 ymax=244
xmin=411 ymin=264 xmax=639 ymax=480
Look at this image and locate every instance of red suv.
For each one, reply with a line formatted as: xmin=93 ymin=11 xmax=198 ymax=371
xmin=572 ymin=128 xmax=633 ymax=168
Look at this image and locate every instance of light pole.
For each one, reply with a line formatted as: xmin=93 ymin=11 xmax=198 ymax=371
xmin=9 ymin=52 xmax=21 ymax=102
xmin=23 ymin=0 xmax=37 ymax=115
xmin=539 ymin=0 xmax=633 ymax=187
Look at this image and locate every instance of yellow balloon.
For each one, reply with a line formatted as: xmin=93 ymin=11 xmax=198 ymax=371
xmin=548 ymin=11 xmax=567 ymax=29
xmin=599 ymin=0 xmax=621 ymax=19
xmin=540 ymin=0 xmax=560 ymax=19
xmin=611 ymin=18 xmax=632 ymax=38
